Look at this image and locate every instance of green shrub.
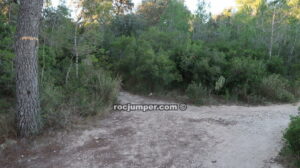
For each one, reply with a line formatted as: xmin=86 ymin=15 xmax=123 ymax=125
xmin=111 ymin=14 xmax=146 ymax=37
xmin=215 ymin=76 xmax=226 ymax=92
xmin=0 ymin=14 xmax=15 ymax=97
xmin=139 ymin=27 xmax=189 ymax=53
xmin=226 ymin=56 xmax=266 ymax=93
xmin=40 ymin=65 xmax=121 ymax=128
xmin=0 ymin=49 xmax=15 ymax=96
xmin=66 ymin=65 xmax=121 ymax=117
xmin=180 ymin=46 xmax=227 ymax=88
xmin=266 ymin=56 xmax=285 ymax=75
xmin=186 ymin=82 xmax=209 ymax=104
xmin=284 ymin=116 xmax=300 ymax=156
xmin=113 ymin=37 xmax=181 ymax=92
xmin=259 ymin=74 xmax=295 ymax=102
xmin=41 ymin=78 xmax=70 ymax=129
xmin=133 ymin=47 xmax=180 ymax=92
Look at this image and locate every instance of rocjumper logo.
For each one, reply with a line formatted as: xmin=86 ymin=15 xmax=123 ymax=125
xmin=113 ymin=103 xmax=187 ymax=112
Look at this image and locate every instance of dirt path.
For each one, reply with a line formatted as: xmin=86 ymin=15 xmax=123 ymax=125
xmin=1 ymin=92 xmax=299 ymax=168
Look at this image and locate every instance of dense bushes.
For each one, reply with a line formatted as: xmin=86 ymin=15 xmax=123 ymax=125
xmin=0 ymin=13 xmax=16 ymax=140
xmin=220 ymin=56 xmax=265 ymax=101
xmin=0 ymin=13 xmax=15 ymax=97
xmin=185 ymin=82 xmax=209 ymax=104
xmin=282 ymin=114 xmax=300 ymax=168
xmin=105 ymin=10 xmax=300 ymax=103
xmin=108 ymin=26 xmax=299 ymax=103
xmin=111 ymin=36 xmax=180 ymax=92
xmin=41 ymin=65 xmax=120 ymax=128
xmin=284 ymin=116 xmax=300 ymax=154
xmin=0 ymin=64 xmax=120 ymax=136
xmin=65 ymin=66 xmax=120 ymax=116
xmin=259 ymin=74 xmax=295 ymax=102
xmin=180 ymin=44 xmax=226 ymax=88
xmin=279 ymin=112 xmax=300 ymax=167
xmin=41 ymin=79 xmax=68 ymax=128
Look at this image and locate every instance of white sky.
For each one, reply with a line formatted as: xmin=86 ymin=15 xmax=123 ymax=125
xmin=51 ymin=0 xmax=237 ymax=15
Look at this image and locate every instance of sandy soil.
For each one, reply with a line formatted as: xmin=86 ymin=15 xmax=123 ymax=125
xmin=0 ymin=92 xmax=299 ymax=168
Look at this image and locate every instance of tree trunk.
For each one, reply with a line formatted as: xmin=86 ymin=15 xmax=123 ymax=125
xmin=288 ymin=26 xmax=299 ymax=64
xmin=15 ymin=0 xmax=43 ymax=137
xmin=74 ymin=21 xmax=79 ymax=78
xmin=269 ymin=7 xmax=276 ymax=58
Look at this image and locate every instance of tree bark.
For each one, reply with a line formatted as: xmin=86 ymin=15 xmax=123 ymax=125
xmin=15 ymin=0 xmax=43 ymax=137
xmin=269 ymin=7 xmax=276 ymax=58
xmin=74 ymin=21 xmax=79 ymax=78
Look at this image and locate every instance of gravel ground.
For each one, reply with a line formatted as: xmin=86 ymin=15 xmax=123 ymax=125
xmin=0 ymin=92 xmax=298 ymax=168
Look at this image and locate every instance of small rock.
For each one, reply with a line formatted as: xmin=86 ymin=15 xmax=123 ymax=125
xmin=212 ymin=160 xmax=217 ymax=163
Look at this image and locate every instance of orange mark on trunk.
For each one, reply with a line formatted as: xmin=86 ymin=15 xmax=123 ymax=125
xmin=20 ymin=36 xmax=38 ymax=41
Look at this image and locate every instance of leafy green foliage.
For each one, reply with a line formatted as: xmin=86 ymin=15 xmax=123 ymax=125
xmin=111 ymin=14 xmax=146 ymax=36
xmin=107 ymin=0 xmax=300 ymax=102
xmin=111 ymin=36 xmax=180 ymax=92
xmin=65 ymin=65 xmax=120 ymax=117
xmin=0 ymin=13 xmax=15 ymax=96
xmin=215 ymin=76 xmax=226 ymax=92
xmin=41 ymin=78 xmax=68 ymax=128
xmin=266 ymin=56 xmax=285 ymax=75
xmin=41 ymin=65 xmax=120 ymax=128
xmin=186 ymin=82 xmax=209 ymax=104
xmin=180 ymin=45 xmax=227 ymax=88
xmin=259 ymin=74 xmax=295 ymax=102
xmin=159 ymin=0 xmax=191 ymax=32
xmin=284 ymin=116 xmax=300 ymax=155
xmin=226 ymin=56 xmax=266 ymax=98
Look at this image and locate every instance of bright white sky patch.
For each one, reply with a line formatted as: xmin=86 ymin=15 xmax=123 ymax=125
xmin=51 ymin=0 xmax=237 ymax=15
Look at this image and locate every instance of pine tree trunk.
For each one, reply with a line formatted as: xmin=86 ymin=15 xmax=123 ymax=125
xmin=15 ymin=0 xmax=43 ymax=137
xmin=269 ymin=8 xmax=276 ymax=58
xmin=74 ymin=21 xmax=79 ymax=78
